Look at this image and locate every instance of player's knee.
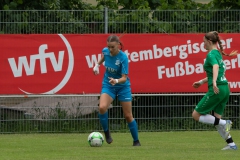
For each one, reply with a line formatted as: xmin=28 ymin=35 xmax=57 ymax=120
xmin=98 ymin=105 xmax=108 ymax=114
xmin=192 ymin=112 xmax=199 ymax=121
xmin=124 ymin=113 xmax=133 ymax=123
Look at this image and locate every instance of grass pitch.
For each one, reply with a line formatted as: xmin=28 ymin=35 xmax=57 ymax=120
xmin=0 ymin=131 xmax=239 ymax=160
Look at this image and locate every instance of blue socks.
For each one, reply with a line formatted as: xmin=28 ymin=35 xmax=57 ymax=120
xmin=128 ymin=119 xmax=139 ymax=141
xmin=99 ymin=112 xmax=139 ymax=142
xmin=98 ymin=112 xmax=109 ymax=132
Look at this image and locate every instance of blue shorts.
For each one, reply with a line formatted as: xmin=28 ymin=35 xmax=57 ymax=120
xmin=101 ymin=85 xmax=132 ymax=102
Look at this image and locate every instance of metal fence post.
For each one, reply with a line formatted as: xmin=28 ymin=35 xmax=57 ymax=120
xmin=104 ymin=7 xmax=108 ymax=34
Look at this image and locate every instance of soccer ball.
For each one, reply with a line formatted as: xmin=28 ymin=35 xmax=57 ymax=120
xmin=88 ymin=132 xmax=104 ymax=147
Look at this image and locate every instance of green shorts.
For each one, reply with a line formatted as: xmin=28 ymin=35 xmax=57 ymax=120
xmin=195 ymin=84 xmax=230 ymax=115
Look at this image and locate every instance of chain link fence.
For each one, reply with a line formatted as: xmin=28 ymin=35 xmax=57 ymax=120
xmin=1 ymin=9 xmax=240 ymax=34
xmin=0 ymin=94 xmax=239 ymax=133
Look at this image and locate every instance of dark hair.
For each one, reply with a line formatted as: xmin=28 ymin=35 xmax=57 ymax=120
xmin=107 ymin=35 xmax=124 ymax=50
xmin=204 ymin=31 xmax=228 ymax=56
xmin=205 ymin=31 xmax=238 ymax=57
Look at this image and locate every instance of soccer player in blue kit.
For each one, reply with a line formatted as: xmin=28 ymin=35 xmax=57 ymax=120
xmin=93 ymin=35 xmax=141 ymax=146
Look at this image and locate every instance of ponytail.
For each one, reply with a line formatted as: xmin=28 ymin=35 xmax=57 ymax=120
xmin=217 ymin=38 xmax=229 ymax=56
xmin=119 ymin=41 xmax=124 ymax=50
xmin=213 ymin=31 xmax=238 ymax=57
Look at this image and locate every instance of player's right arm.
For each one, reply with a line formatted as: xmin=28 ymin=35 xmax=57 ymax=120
xmin=93 ymin=55 xmax=105 ymax=75
xmin=192 ymin=77 xmax=208 ymax=88
xmin=97 ymin=55 xmax=105 ymax=65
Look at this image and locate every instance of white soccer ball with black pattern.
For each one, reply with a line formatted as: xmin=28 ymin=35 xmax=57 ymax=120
xmin=88 ymin=132 xmax=104 ymax=147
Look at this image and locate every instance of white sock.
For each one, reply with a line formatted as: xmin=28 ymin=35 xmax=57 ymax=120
xmin=199 ymin=114 xmax=215 ymax=124
xmin=199 ymin=115 xmax=227 ymax=126
xmin=219 ymin=119 xmax=226 ymax=125
xmin=228 ymin=143 xmax=235 ymax=146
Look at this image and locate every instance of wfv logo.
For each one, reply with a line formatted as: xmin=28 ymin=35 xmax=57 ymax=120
xmin=7 ymin=34 xmax=74 ymax=94
xmin=8 ymin=44 xmax=64 ymax=77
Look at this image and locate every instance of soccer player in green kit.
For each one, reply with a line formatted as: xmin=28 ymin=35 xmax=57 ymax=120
xmin=192 ymin=31 xmax=238 ymax=150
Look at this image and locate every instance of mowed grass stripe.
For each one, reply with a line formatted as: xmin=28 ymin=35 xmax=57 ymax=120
xmin=0 ymin=131 xmax=239 ymax=160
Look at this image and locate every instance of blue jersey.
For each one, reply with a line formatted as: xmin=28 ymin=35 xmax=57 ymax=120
xmin=102 ymin=47 xmax=130 ymax=87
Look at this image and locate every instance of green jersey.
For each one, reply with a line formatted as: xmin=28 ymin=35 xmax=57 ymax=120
xmin=203 ymin=49 xmax=228 ymax=86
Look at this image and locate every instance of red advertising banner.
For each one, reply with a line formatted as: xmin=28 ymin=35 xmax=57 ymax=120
xmin=0 ymin=34 xmax=240 ymax=94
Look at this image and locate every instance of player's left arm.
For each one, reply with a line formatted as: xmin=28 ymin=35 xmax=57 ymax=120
xmin=117 ymin=58 xmax=129 ymax=84
xmin=120 ymin=74 xmax=128 ymax=83
xmin=212 ymin=65 xmax=219 ymax=83
xmin=212 ymin=64 xmax=219 ymax=94
xmin=210 ymin=52 xmax=219 ymax=83
xmin=108 ymin=74 xmax=128 ymax=85
xmin=210 ymin=52 xmax=219 ymax=94
xmin=108 ymin=58 xmax=129 ymax=85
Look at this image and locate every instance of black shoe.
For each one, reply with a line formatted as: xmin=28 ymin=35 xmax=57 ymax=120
xmin=104 ymin=130 xmax=113 ymax=144
xmin=133 ymin=140 xmax=141 ymax=146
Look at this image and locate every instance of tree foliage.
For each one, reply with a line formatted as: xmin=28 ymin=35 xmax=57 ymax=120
xmin=2 ymin=0 xmax=240 ymax=10
xmin=212 ymin=0 xmax=240 ymax=9
xmin=0 ymin=0 xmax=96 ymax=10
xmin=0 ymin=0 xmax=240 ymax=34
